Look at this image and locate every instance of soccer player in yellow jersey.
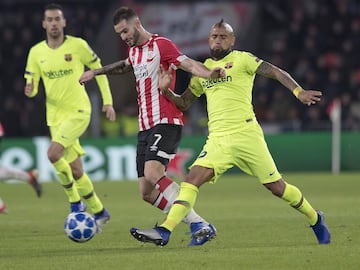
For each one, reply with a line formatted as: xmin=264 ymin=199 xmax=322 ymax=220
xmin=24 ymin=3 xmax=116 ymax=232
xmin=130 ymin=19 xmax=331 ymax=246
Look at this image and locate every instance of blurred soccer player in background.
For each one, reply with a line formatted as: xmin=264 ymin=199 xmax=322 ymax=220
xmin=24 ymin=3 xmax=116 ymax=232
xmin=79 ymin=6 xmax=224 ymax=245
xmin=130 ymin=19 xmax=331 ymax=246
xmin=0 ymin=121 xmax=41 ymax=214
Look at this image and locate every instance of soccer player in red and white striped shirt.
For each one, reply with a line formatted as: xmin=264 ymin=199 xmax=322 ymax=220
xmin=79 ymin=6 xmax=225 ymax=245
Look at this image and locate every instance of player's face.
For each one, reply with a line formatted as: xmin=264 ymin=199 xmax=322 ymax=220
xmin=209 ymin=26 xmax=235 ymax=60
xmin=42 ymin=9 xmax=66 ymax=39
xmin=114 ymin=18 xmax=141 ymax=47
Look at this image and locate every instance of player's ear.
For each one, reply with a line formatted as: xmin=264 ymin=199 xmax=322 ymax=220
xmin=134 ymin=17 xmax=141 ymax=28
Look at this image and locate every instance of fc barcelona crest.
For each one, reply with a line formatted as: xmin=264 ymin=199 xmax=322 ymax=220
xmin=224 ymin=62 xmax=233 ymax=69
xmin=64 ymin=54 xmax=72 ymax=62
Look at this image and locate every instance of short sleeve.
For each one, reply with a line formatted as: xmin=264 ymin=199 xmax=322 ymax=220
xmin=243 ymin=52 xmax=263 ymax=75
xmin=156 ymin=37 xmax=185 ymax=67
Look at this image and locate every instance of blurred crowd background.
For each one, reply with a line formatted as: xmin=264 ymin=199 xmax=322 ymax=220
xmin=1 ymin=0 xmax=360 ymax=138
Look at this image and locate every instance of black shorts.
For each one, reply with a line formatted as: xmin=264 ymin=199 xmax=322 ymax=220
xmin=136 ymin=124 xmax=182 ymax=177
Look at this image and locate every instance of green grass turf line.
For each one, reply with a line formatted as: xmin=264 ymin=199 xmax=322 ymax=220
xmin=0 ymin=172 xmax=359 ymax=270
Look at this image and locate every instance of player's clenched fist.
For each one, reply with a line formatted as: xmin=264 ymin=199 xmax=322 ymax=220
xmin=210 ymin=67 xmax=226 ymax=78
xmin=24 ymin=78 xmax=34 ymax=97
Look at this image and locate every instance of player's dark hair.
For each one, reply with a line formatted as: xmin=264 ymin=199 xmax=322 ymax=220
xmin=113 ymin=6 xmax=137 ymax=25
xmin=214 ymin=18 xmax=226 ymax=28
xmin=212 ymin=18 xmax=234 ymax=35
xmin=44 ymin=3 xmax=64 ymax=18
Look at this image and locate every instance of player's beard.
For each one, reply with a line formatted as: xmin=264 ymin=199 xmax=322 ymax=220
xmin=48 ymin=29 xmax=62 ymax=39
xmin=210 ymin=48 xmax=232 ymax=60
xmin=130 ymin=28 xmax=140 ymax=47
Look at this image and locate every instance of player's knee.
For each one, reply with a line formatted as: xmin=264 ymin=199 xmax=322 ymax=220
xmin=47 ymin=150 xmax=61 ymax=163
xmin=72 ymin=169 xmax=83 ymax=180
xmin=143 ymin=160 xmax=166 ymax=185
xmin=264 ymin=179 xmax=285 ymax=197
xmin=140 ymin=190 xmax=155 ymax=203
xmin=143 ymin=171 xmax=161 ymax=185
xmin=47 ymin=142 xmax=65 ymax=163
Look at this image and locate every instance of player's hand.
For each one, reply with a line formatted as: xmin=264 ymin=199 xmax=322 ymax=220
xmin=102 ymin=105 xmax=116 ymax=121
xmin=79 ymin=70 xmax=95 ymax=85
xmin=158 ymin=65 xmax=173 ymax=92
xmin=24 ymin=78 xmax=34 ymax=97
xmin=210 ymin=67 xmax=226 ymax=78
xmin=298 ymin=90 xmax=322 ymax=106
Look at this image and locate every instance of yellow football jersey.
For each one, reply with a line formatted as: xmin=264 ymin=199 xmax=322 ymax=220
xmin=24 ymin=35 xmax=112 ymax=126
xmin=189 ymin=50 xmax=263 ymax=135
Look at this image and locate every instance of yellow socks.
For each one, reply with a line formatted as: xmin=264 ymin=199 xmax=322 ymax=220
xmin=282 ymin=183 xmax=318 ymax=225
xmin=53 ymin=159 xmax=103 ymax=214
xmin=74 ymin=173 xmax=103 ymax=214
xmin=161 ymin=182 xmax=199 ymax=231
xmin=53 ymin=158 xmax=80 ymax=203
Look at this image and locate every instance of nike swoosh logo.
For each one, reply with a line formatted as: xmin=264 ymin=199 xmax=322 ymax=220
xmin=198 ymin=151 xmax=207 ymax=158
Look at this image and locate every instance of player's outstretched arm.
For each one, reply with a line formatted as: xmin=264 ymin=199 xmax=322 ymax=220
xmin=159 ymin=65 xmax=197 ymax=111
xmin=179 ymin=58 xmax=225 ymax=79
xmin=79 ymin=60 xmax=132 ymax=85
xmin=256 ymin=61 xmax=322 ymax=106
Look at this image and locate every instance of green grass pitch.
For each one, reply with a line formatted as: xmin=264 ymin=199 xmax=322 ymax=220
xmin=0 ymin=172 xmax=359 ymax=270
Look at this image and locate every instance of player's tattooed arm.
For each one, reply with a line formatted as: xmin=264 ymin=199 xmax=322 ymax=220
xmin=94 ymin=60 xmax=133 ymax=75
xmin=256 ymin=61 xmax=299 ymax=91
xmin=256 ymin=61 xmax=322 ymax=105
xmin=158 ymin=64 xmax=197 ymax=111
xmin=79 ymin=60 xmax=133 ymax=85
xmin=162 ymin=88 xmax=197 ymax=111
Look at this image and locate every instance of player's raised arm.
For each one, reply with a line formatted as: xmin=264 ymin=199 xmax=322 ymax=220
xmin=256 ymin=61 xmax=322 ymax=106
xmin=79 ymin=59 xmax=132 ymax=85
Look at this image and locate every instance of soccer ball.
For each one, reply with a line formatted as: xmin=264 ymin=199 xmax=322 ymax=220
xmin=64 ymin=212 xmax=97 ymax=243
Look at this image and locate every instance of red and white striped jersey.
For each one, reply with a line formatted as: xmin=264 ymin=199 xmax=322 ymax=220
xmin=127 ymin=35 xmax=187 ymax=131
